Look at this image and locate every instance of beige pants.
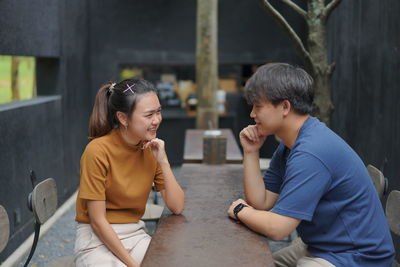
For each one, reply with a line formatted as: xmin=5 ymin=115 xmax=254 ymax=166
xmin=74 ymin=220 xmax=151 ymax=267
xmin=273 ymin=237 xmax=335 ymax=267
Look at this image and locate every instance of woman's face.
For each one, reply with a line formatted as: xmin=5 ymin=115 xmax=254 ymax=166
xmin=126 ymin=92 xmax=162 ymax=142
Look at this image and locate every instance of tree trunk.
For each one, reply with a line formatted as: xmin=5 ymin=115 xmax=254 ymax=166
xmin=11 ymin=56 xmax=20 ymax=101
xmin=312 ymin=72 xmax=333 ymax=125
xmin=195 ymin=0 xmax=218 ymax=129
xmin=306 ymin=0 xmax=334 ymax=125
xmin=257 ymin=0 xmax=342 ymax=126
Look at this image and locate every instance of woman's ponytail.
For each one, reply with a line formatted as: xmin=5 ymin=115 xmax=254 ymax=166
xmin=88 ymin=83 xmax=113 ymax=139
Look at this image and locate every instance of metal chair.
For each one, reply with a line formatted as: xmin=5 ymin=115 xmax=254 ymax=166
xmin=0 ymin=205 xmax=10 ymax=254
xmin=142 ymin=203 xmax=164 ymax=222
xmin=24 ymin=171 xmax=58 ymax=267
xmin=386 ymin=190 xmax=400 ymax=267
xmin=367 ymin=164 xmax=388 ymax=199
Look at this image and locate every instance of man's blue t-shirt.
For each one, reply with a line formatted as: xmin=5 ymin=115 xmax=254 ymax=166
xmin=264 ymin=117 xmax=395 ymax=266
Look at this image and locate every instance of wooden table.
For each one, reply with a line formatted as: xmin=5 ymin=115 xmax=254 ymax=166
xmin=142 ymin=164 xmax=273 ymax=267
xmin=183 ymin=129 xmax=243 ymax=164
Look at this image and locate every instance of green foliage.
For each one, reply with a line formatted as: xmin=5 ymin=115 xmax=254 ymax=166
xmin=120 ymin=67 xmax=143 ymax=80
xmin=0 ymin=55 xmax=36 ymax=104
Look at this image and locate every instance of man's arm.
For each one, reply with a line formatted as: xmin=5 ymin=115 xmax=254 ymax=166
xmin=243 ymin=151 xmax=279 ymax=210
xmin=228 ymin=199 xmax=300 ymax=241
xmin=240 ymin=125 xmax=279 ymax=210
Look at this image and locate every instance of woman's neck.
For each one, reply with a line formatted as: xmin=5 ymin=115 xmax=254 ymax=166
xmin=119 ymin=127 xmax=141 ymax=146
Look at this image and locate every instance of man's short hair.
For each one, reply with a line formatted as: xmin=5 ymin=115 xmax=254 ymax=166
xmin=244 ymin=63 xmax=314 ymax=115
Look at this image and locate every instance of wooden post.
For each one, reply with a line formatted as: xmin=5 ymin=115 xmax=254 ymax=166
xmin=11 ymin=56 xmax=20 ymax=101
xmin=195 ymin=0 xmax=218 ymax=129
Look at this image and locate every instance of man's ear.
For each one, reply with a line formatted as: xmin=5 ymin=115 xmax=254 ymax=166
xmin=116 ymin=111 xmax=128 ymax=127
xmin=282 ymin=100 xmax=291 ymax=116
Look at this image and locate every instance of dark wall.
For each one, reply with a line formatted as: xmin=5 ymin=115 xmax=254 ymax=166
xmin=0 ymin=0 xmax=59 ymax=57
xmin=0 ymin=98 xmax=63 ymax=260
xmin=88 ymin=0 xmax=304 ymax=97
xmin=58 ymin=0 xmax=92 ymax=197
xmin=218 ymin=0 xmax=306 ymax=64
xmin=0 ymin=0 xmax=91 ymax=261
xmin=328 ymin=0 xmax=400 ymax=259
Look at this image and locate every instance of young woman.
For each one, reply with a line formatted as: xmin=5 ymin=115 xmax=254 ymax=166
xmin=74 ymin=78 xmax=185 ymax=267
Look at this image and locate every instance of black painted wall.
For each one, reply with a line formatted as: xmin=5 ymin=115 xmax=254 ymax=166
xmin=0 ymin=0 xmax=59 ymax=57
xmin=88 ymin=0 xmax=304 ymax=98
xmin=328 ymin=0 xmax=400 ymax=260
xmin=0 ymin=0 xmax=91 ymax=261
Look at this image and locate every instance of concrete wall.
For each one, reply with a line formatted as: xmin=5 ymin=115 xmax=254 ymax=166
xmin=0 ymin=0 xmax=59 ymax=57
xmin=0 ymin=0 xmax=91 ymax=261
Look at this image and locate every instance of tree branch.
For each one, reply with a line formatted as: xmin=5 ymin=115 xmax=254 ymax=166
xmin=324 ymin=0 xmax=342 ymax=20
xmin=328 ymin=62 xmax=336 ymax=78
xmin=279 ymin=0 xmax=307 ymax=19
xmin=257 ymin=0 xmax=314 ymax=73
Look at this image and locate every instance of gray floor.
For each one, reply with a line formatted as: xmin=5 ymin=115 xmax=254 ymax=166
xmin=17 ymin=166 xmax=291 ymax=266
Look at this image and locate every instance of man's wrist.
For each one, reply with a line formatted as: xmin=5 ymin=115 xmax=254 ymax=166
xmin=233 ymin=203 xmax=249 ymax=220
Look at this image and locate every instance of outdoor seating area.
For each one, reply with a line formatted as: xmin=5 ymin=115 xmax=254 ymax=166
xmin=1 ymin=0 xmax=399 ymax=266
xmin=1 ymin=131 xmax=399 ymax=266
xmin=0 ymin=133 xmax=291 ymax=266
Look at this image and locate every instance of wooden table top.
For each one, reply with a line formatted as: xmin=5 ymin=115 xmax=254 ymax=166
xmin=183 ymin=129 xmax=243 ymax=164
xmin=142 ymin=164 xmax=273 ymax=267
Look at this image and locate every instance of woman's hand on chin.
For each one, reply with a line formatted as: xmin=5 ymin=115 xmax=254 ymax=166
xmin=143 ymin=138 xmax=168 ymax=163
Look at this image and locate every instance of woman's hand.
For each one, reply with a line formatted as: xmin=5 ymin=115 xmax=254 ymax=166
xmin=143 ymin=138 xmax=168 ymax=163
xmin=239 ymin=125 xmax=267 ymax=154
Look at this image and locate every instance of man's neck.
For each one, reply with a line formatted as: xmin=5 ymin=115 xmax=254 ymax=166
xmin=277 ymin=114 xmax=310 ymax=149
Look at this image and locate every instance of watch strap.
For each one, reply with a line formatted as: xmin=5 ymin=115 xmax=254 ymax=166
xmin=234 ymin=203 xmax=248 ymax=220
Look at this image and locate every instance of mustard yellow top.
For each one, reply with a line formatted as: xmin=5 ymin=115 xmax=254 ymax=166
xmin=75 ymin=129 xmax=165 ymax=223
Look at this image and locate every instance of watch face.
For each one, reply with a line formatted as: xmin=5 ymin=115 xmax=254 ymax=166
xmin=234 ymin=203 xmax=246 ymax=219
xmin=234 ymin=203 xmax=243 ymax=213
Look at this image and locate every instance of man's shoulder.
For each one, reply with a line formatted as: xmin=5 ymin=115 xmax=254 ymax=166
xmin=296 ymin=119 xmax=346 ymax=154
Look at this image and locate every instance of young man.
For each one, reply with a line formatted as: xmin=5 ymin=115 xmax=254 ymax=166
xmin=228 ymin=63 xmax=395 ymax=266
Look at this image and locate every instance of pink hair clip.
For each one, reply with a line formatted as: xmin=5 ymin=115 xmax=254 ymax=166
xmin=123 ymin=83 xmax=136 ymax=94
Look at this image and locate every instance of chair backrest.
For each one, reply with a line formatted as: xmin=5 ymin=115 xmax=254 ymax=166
xmin=31 ymin=178 xmax=58 ymax=224
xmin=142 ymin=203 xmax=164 ymax=221
xmin=0 ymin=205 xmax=10 ymax=253
xmin=367 ymin=164 xmax=388 ymax=199
xmin=386 ymin=190 xmax=400 ymax=236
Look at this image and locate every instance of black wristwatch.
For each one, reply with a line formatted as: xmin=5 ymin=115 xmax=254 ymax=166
xmin=233 ymin=203 xmax=248 ymax=220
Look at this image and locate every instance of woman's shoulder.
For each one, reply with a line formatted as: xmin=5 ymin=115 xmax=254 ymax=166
xmin=83 ymin=134 xmax=113 ymax=155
